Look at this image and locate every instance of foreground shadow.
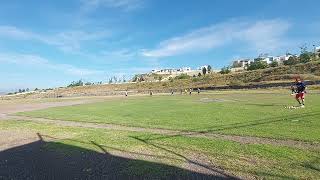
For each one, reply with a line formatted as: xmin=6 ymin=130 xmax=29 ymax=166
xmin=0 ymin=134 xmax=232 ymax=180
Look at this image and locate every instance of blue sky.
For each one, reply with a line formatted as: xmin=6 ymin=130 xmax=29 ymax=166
xmin=0 ymin=0 xmax=319 ymax=92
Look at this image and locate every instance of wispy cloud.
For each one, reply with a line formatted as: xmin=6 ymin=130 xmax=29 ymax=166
xmin=0 ymin=26 xmax=110 ymax=52
xmin=80 ymin=0 xmax=144 ymax=12
xmin=142 ymin=19 xmax=291 ymax=58
xmin=0 ymin=52 xmax=103 ymax=76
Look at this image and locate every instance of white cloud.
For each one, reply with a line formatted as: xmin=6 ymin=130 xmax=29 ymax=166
xmin=142 ymin=19 xmax=291 ymax=58
xmin=81 ymin=0 xmax=143 ymax=12
xmin=0 ymin=52 xmax=103 ymax=76
xmin=0 ymin=26 xmax=110 ymax=52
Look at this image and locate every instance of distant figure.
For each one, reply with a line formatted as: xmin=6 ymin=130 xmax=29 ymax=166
xmin=189 ymin=88 xmax=192 ymax=95
xmin=150 ymin=91 xmax=153 ymax=96
xmin=197 ymin=88 xmax=201 ymax=94
xmin=125 ymin=90 xmax=128 ymax=97
xmin=171 ymin=89 xmax=174 ymax=95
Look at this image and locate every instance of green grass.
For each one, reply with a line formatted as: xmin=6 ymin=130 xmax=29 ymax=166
xmin=19 ymin=90 xmax=320 ymax=142
xmin=1 ymin=120 xmax=319 ymax=179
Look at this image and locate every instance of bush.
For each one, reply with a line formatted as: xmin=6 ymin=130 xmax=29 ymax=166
xmin=68 ymin=80 xmax=84 ymax=87
xmin=269 ymin=61 xmax=279 ymax=67
xmin=220 ymin=66 xmax=231 ymax=74
xmin=247 ymin=61 xmax=268 ymax=70
xmin=284 ymin=56 xmax=299 ymax=65
xmin=168 ymin=77 xmax=174 ymax=82
xmin=300 ymin=52 xmax=311 ymax=63
xmin=175 ymin=73 xmax=190 ymax=79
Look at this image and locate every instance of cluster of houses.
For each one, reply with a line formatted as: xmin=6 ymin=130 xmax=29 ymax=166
xmin=149 ymin=48 xmax=320 ymax=76
xmin=230 ymin=53 xmax=295 ymax=72
xmin=150 ymin=65 xmax=219 ymax=76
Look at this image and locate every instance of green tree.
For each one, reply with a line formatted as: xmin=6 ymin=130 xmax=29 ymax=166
xmin=269 ymin=61 xmax=279 ymax=67
xmin=202 ymin=67 xmax=207 ymax=76
xmin=299 ymin=52 xmax=311 ymax=63
xmin=284 ymin=56 xmax=299 ymax=65
xmin=247 ymin=60 xmax=268 ymax=71
xmin=220 ymin=66 xmax=231 ymax=74
xmin=207 ymin=65 xmax=212 ymax=73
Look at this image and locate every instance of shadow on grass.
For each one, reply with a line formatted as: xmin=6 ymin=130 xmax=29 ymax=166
xmin=129 ymin=136 xmax=240 ymax=180
xmin=0 ymin=133 xmax=230 ymax=180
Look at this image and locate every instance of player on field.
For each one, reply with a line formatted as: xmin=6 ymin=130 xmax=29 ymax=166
xmin=291 ymin=78 xmax=307 ymax=108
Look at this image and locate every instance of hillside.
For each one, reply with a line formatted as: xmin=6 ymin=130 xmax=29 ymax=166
xmin=4 ymin=61 xmax=320 ymax=99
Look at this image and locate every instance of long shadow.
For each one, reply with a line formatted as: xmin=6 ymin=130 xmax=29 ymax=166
xmin=0 ymin=134 xmax=230 ymax=180
xmin=130 ymin=136 xmax=240 ymax=180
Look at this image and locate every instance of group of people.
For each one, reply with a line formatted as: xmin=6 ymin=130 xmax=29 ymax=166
xmin=124 ymin=78 xmax=307 ymax=108
xmin=125 ymin=88 xmax=202 ymax=97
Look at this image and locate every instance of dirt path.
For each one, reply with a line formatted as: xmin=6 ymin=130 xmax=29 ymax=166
xmin=7 ymin=115 xmax=320 ymax=151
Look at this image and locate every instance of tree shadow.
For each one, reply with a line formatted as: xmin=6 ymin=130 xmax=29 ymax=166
xmin=129 ymin=136 xmax=240 ymax=180
xmin=0 ymin=133 xmax=231 ymax=180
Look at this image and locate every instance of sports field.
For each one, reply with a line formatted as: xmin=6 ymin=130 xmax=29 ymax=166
xmin=1 ymin=89 xmax=320 ymax=179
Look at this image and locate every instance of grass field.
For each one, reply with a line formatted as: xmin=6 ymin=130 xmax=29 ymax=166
xmin=1 ymin=119 xmax=319 ymax=179
xmin=4 ymin=89 xmax=320 ymax=179
xmin=19 ymin=90 xmax=320 ymax=142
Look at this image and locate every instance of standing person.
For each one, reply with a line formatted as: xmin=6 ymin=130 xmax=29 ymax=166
xmin=189 ymin=88 xmax=192 ymax=95
xmin=197 ymin=88 xmax=201 ymax=95
xmin=150 ymin=90 xmax=153 ymax=96
xmin=292 ymin=78 xmax=307 ymax=107
xmin=171 ymin=89 xmax=174 ymax=95
xmin=125 ymin=90 xmax=128 ymax=97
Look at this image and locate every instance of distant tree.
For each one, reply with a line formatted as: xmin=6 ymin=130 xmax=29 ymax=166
xmin=299 ymin=52 xmax=311 ymax=63
xmin=247 ymin=60 xmax=268 ymax=71
xmin=18 ymin=89 xmax=22 ymax=93
xmin=299 ymin=44 xmax=311 ymax=63
xmin=67 ymin=80 xmax=84 ymax=87
xmin=202 ymin=67 xmax=207 ymax=76
xmin=207 ymin=65 xmax=212 ymax=73
xmin=220 ymin=66 xmax=231 ymax=74
xmin=22 ymin=89 xmax=25 ymax=93
xmin=108 ymin=78 xmax=113 ymax=84
xmin=284 ymin=56 xmax=299 ymax=65
xmin=26 ymin=88 xmax=29 ymax=92
xmin=132 ymin=75 xmax=139 ymax=82
xmin=113 ymin=76 xmax=118 ymax=83
xmin=269 ymin=61 xmax=279 ymax=67
xmin=34 ymin=88 xmax=39 ymax=91
xmin=85 ymin=82 xmax=92 ymax=86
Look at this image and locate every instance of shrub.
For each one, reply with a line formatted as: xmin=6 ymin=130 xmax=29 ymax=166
xmin=247 ymin=61 xmax=268 ymax=70
xmin=269 ymin=61 xmax=279 ymax=67
xmin=220 ymin=66 xmax=231 ymax=74
xmin=284 ymin=56 xmax=299 ymax=65
xmin=175 ymin=73 xmax=190 ymax=79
